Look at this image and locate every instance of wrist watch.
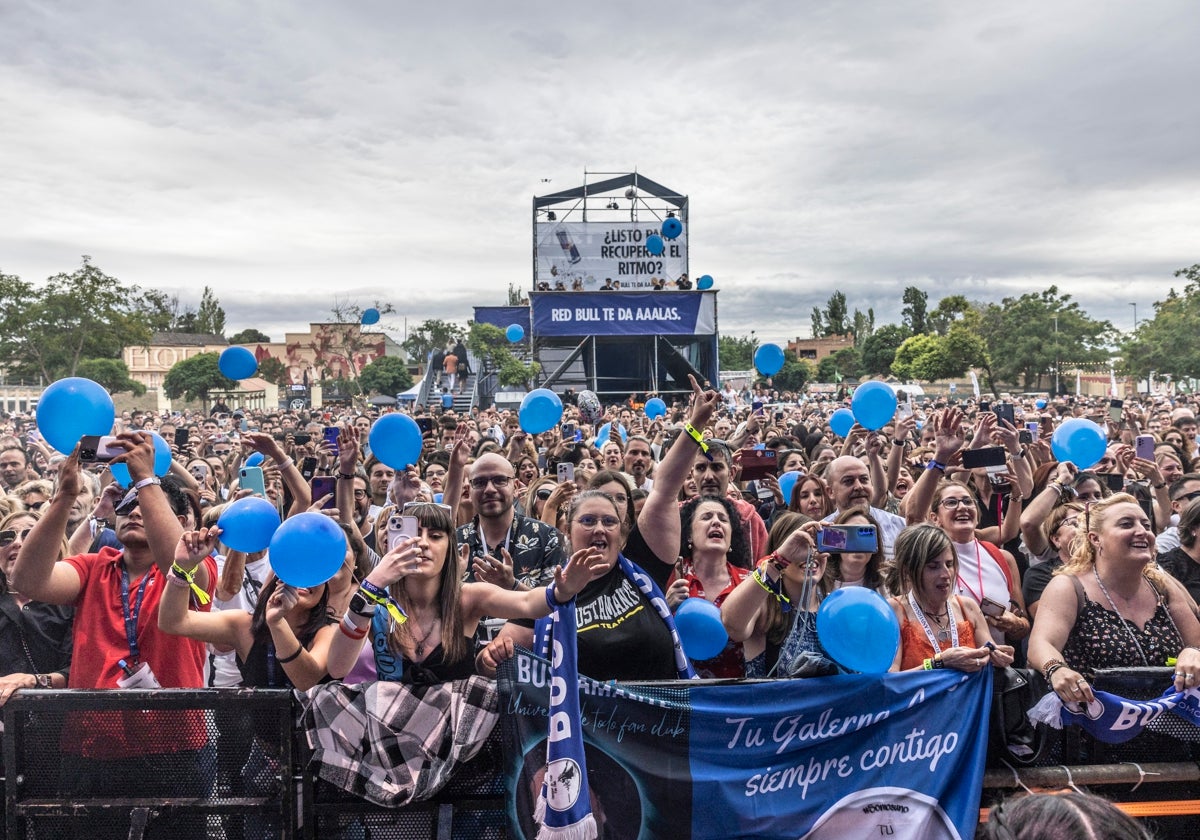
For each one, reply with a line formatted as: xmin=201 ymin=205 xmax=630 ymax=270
xmin=34 ymin=673 xmax=53 ymax=688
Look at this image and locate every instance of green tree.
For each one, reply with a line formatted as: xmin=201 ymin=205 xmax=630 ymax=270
xmin=256 ymin=356 xmax=289 ymax=388
xmin=195 ymin=286 xmax=226 ymax=336
xmin=75 ymin=358 xmax=146 ymax=396
xmin=928 ymin=295 xmax=971 ymax=336
xmin=403 ymin=319 xmax=464 ymax=363
xmin=771 ymin=357 xmax=812 ymax=392
xmin=468 ymin=322 xmax=540 ymax=387
xmin=860 ymin=324 xmax=911 ymax=376
xmin=718 ymin=334 xmax=758 ymax=371
xmin=901 ymin=287 xmax=929 ymax=334
xmin=162 ymin=352 xmax=236 ymax=404
xmin=357 ymin=355 xmax=414 ymax=395
xmin=891 ymin=334 xmax=946 ymax=382
xmin=891 ymin=326 xmax=991 ymax=384
xmin=850 ymin=307 xmax=875 ymax=343
xmin=823 ymin=292 xmax=848 ymax=336
xmin=229 ymin=328 xmax=272 ymax=344
xmin=816 ymin=347 xmax=860 ymax=382
xmin=1123 ymin=265 xmax=1200 ymax=380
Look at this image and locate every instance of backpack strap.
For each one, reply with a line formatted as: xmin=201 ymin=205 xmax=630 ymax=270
xmin=978 ymin=540 xmax=1014 ymax=592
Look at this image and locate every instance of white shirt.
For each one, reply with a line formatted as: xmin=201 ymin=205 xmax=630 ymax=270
xmin=825 ymin=505 xmax=906 ymax=562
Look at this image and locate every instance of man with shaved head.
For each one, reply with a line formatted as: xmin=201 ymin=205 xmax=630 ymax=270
xmin=824 ymin=455 xmax=908 ymax=561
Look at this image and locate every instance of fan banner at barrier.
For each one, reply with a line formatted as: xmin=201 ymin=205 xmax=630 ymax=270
xmin=499 ymin=650 xmax=991 ymax=840
xmin=530 ymin=291 xmax=716 ymax=337
xmin=1028 ymin=683 xmax=1200 ymax=744
xmin=535 ymin=222 xmax=688 ymax=290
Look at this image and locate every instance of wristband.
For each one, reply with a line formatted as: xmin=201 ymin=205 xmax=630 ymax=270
xmin=1041 ymin=658 xmax=1066 ymax=683
xmin=275 ymin=645 xmax=304 ymax=664
xmin=337 ymin=472 xmax=356 ymax=481
xmin=751 ymin=567 xmax=792 ymax=612
xmin=170 ymin=562 xmax=211 ymax=605
xmin=276 ymin=457 xmax=295 ymax=470
xmin=923 ymin=658 xmax=933 ymax=671
xmin=763 ymin=551 xmax=791 ymax=571
xmin=893 ymin=440 xmax=907 ymax=447
xmin=1153 ymin=480 xmax=1167 ymax=490
xmin=683 ymin=423 xmax=712 ymax=461
xmin=359 ymin=581 xmax=408 ymax=624
xmin=339 ymin=614 xmax=369 ymax=639
xmin=133 ymin=476 xmax=162 ymax=491
xmin=926 ymin=459 xmax=946 ymax=472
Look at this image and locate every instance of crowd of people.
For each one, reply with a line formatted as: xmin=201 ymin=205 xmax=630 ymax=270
xmin=1 ymin=378 xmax=1199 ymax=836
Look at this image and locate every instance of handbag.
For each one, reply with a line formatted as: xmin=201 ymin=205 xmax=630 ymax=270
xmin=988 ymin=666 xmax=1052 ymax=767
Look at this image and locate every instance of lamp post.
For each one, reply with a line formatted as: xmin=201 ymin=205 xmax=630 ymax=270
xmin=1130 ymin=302 xmax=1137 ymax=332
xmin=1053 ymin=314 xmax=1059 ymax=397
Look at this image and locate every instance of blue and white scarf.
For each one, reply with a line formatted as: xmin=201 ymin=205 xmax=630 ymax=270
xmin=1029 ymin=684 xmax=1200 ymax=744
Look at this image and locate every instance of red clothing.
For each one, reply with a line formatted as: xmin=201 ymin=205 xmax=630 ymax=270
xmin=62 ymin=547 xmax=217 ymax=758
xmin=683 ymin=561 xmax=750 ymax=679
xmin=898 ymin=597 xmax=977 ymax=671
xmin=730 ymin=497 xmax=769 ymax=562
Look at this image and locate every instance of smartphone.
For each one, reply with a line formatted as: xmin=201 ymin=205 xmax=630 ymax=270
xmin=978 ymin=400 xmax=990 ymax=413
xmin=1102 ymin=473 xmax=1125 ymax=493
xmin=1017 ymin=430 xmax=1033 ymax=445
xmin=980 ymin=597 xmax=1007 ymax=619
xmin=561 ymin=421 xmax=576 ymax=439
xmin=897 ymin=399 xmax=914 ymax=420
xmin=557 ymin=462 xmax=575 ymax=483
xmin=387 ymin=514 xmax=419 ymax=551
xmin=816 ymin=524 xmax=879 ymax=554
xmin=293 ymin=432 xmax=312 ymax=446
xmin=79 ymin=435 xmax=123 ymax=463
xmin=239 ymin=418 xmax=249 ymax=433
xmin=738 ymin=448 xmax=779 ymax=481
xmin=188 ymin=461 xmax=209 ymax=482
xmin=174 ymin=427 xmax=190 ymax=448
xmin=1026 ymin=421 xmax=1039 ymax=435
xmin=310 ymin=476 xmax=336 ymax=510
xmin=239 ymin=466 xmax=266 ymax=497
xmin=299 ymin=456 xmax=318 ymax=481
xmin=961 ymin=446 xmax=1007 ymax=474
xmin=415 ymin=416 xmax=434 ymax=436
xmin=1108 ymin=399 xmax=1124 ymax=425
xmin=323 ymin=426 xmax=341 ymax=456
xmin=1136 ymin=434 xmax=1156 ymax=462
xmin=992 ymin=403 xmax=1015 ymax=427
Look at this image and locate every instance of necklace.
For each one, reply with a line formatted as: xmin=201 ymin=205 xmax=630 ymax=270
xmin=407 ymin=615 xmax=440 ymax=657
xmin=1093 ymin=569 xmax=1150 ymax=667
xmin=908 ymin=591 xmax=957 ymax=649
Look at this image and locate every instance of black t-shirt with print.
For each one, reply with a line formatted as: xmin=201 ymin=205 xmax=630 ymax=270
xmin=1159 ymin=547 xmax=1200 ymax=605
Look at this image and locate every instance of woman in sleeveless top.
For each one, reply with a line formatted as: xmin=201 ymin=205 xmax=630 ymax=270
xmin=887 ymin=524 xmax=1013 ymax=672
xmin=1030 ymin=493 xmax=1200 ymax=706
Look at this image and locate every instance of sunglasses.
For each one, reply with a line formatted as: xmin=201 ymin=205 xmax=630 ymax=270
xmin=1175 ymin=490 xmax=1200 ymax=503
xmin=469 ymin=475 xmax=512 ymax=490
xmin=535 ymin=488 xmax=554 ymax=500
xmin=114 ymin=489 xmax=140 ymax=516
xmin=0 ymin=528 xmax=33 ymax=547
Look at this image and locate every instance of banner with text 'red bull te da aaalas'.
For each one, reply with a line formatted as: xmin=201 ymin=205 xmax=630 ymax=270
xmin=499 ymin=650 xmax=991 ymax=840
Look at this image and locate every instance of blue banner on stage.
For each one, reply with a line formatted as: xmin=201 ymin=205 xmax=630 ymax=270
xmin=499 ymin=651 xmax=991 ymax=840
xmin=530 ymin=291 xmax=716 ymax=337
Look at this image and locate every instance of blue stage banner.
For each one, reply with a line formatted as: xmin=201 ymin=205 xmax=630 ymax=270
xmin=530 ymin=291 xmax=716 ymax=337
xmin=499 ymin=651 xmax=991 ymax=840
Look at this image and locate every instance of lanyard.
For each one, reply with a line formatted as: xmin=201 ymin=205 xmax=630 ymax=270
xmin=477 ymin=518 xmax=513 ymax=559
xmin=955 ymin=540 xmax=987 ymax=604
xmin=120 ymin=562 xmax=154 ymax=665
xmin=907 ymin=590 xmax=958 ymax=652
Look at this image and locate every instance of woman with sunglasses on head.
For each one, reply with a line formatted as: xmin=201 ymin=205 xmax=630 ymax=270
xmin=523 ymin=476 xmax=559 ymax=523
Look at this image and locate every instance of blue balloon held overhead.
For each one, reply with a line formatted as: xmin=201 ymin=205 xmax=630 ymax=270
xmin=646 ymin=234 xmax=665 ymax=256
xmin=661 ymin=217 xmax=683 ymax=240
xmin=778 ymin=470 xmax=802 ymax=504
xmin=219 ymin=346 xmax=258 ymax=380
xmin=109 ymin=431 xmax=172 ymax=487
xmin=644 ymin=397 xmax=667 ymax=419
xmin=1035 ymin=399 xmax=1047 ymax=409
xmin=754 ymin=343 xmax=786 ymax=377
xmin=245 ymin=452 xmax=264 ymax=467
xmin=851 ymin=381 xmax=898 ymax=431
xmin=696 ymin=275 xmax=714 ymax=290
xmin=829 ymin=408 xmax=855 ymax=439
xmin=36 ymin=377 xmax=115 ymax=455
xmin=816 ymin=587 xmax=900 ymax=674
xmin=369 ymin=414 xmax=423 ymax=470
xmin=269 ymin=512 xmax=347 ymax=588
xmin=519 ymin=388 xmax=563 ymax=435
xmin=506 ymin=323 xmax=525 ymax=342
xmin=1051 ymin=418 xmax=1107 ymax=470
xmin=217 ymin=496 xmax=281 ymax=553
xmin=361 ymin=307 xmax=381 ymax=325
xmin=595 ymin=422 xmax=628 ymax=446
xmin=674 ymin=597 xmax=729 ymax=660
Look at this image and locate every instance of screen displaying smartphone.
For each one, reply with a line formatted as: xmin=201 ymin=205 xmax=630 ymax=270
xmin=299 ymin=456 xmax=318 ymax=481
xmin=980 ymin=597 xmax=1007 ymax=618
xmin=239 ymin=466 xmax=266 ymax=497
xmin=293 ymin=432 xmax=312 ymax=446
xmin=174 ymin=428 xmax=190 ymax=448
xmin=310 ymin=476 xmax=336 ymax=509
xmin=992 ymin=403 xmax=1015 ymax=426
xmin=387 ymin=514 xmax=419 ymax=551
xmin=561 ymin=422 xmax=576 ymax=439
xmin=897 ymin=400 xmax=914 ymax=419
xmin=557 ymin=462 xmax=575 ymax=483
xmin=415 ymin=416 xmax=434 ymax=435
xmin=961 ymin=446 xmax=1007 ymax=472
xmin=738 ymin=448 xmax=779 ymax=481
xmin=816 ymin=525 xmax=879 ymax=554
xmin=1108 ymin=399 xmax=1124 ymax=425
xmin=1135 ymin=434 xmax=1155 ymax=462
xmin=79 ymin=435 xmax=123 ymax=463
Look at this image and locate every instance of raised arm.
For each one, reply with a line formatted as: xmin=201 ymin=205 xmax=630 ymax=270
xmin=1020 ymin=461 xmax=1076 ymax=557
xmin=242 ymin=431 xmax=310 ymax=515
xmin=905 ymin=408 xmax=964 ymax=524
xmin=12 ymin=449 xmax=84 ymax=604
xmin=159 ymin=527 xmax=246 ymax=651
xmin=721 ymin=528 xmax=811 ymax=642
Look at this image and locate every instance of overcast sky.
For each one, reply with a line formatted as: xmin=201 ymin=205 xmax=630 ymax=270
xmin=3 ymin=1 xmax=1198 ymax=348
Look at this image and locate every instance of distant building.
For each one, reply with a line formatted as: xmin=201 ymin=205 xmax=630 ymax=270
xmin=788 ymin=334 xmax=855 ymax=363
xmin=124 ymin=332 xmax=228 ymax=392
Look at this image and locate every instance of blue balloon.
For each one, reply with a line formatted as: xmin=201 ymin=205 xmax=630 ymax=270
xmin=661 ymin=217 xmax=683 ymax=240
xmin=433 ymin=493 xmax=444 ymax=504
xmin=109 ymin=431 xmax=172 ymax=487
xmin=219 ymin=346 xmax=258 ymax=380
xmin=754 ymin=343 xmax=786 ymax=377
xmin=646 ymin=234 xmax=665 ymax=256
xmin=519 ymin=388 xmax=563 ymax=434
xmin=644 ymin=397 xmax=667 ymax=419
xmin=361 ymin=307 xmax=381 ymax=325
xmin=829 ymin=408 xmax=855 ymax=439
xmin=1035 ymin=399 xmax=1047 ymax=409
xmin=851 ymin=381 xmax=898 ymax=431
xmin=778 ymin=470 xmax=802 ymax=504
xmin=696 ymin=275 xmax=714 ymax=290
xmin=269 ymin=512 xmax=347 ymax=588
xmin=217 ymin=497 xmax=281 ymax=553
xmin=594 ymin=422 xmax=628 ymax=446
xmin=674 ymin=597 xmax=729 ymax=660
xmin=506 ymin=323 xmax=525 ymax=342
xmin=36 ymin=377 xmax=115 ymax=455
xmin=816 ymin=587 xmax=900 ymax=674
xmin=369 ymin=414 xmax=424 ymax=470
xmin=245 ymin=452 xmax=264 ymax=467
xmin=1051 ymin=418 xmax=1107 ymax=470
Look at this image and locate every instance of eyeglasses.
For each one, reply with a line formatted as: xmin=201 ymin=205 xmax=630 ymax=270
xmin=469 ymin=475 xmax=512 ymax=490
xmin=1059 ymin=517 xmax=1080 ymax=530
xmin=576 ymin=514 xmax=620 ymax=529
xmin=0 ymin=528 xmax=33 ymax=547
xmin=352 ymin=489 xmax=369 ymax=499
xmin=1175 ymin=490 xmax=1200 ymax=503
xmin=937 ymin=497 xmax=975 ymax=510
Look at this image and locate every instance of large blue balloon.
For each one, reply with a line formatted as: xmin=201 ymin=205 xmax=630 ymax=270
xmin=816 ymin=587 xmax=900 ymax=674
xmin=829 ymin=408 xmax=855 ymax=438
xmin=674 ymin=597 xmax=729 ymax=660
xmin=754 ymin=343 xmax=786 ymax=377
xmin=778 ymin=470 xmax=802 ymax=505
xmin=269 ymin=512 xmax=347 ymax=588
xmin=361 ymin=307 xmax=381 ymax=325
xmin=644 ymin=397 xmax=667 ymax=420
xmin=851 ymin=381 xmax=898 ymax=431
xmin=369 ymin=414 xmax=424 ymax=470
xmin=1051 ymin=418 xmax=1107 ymax=470
xmin=218 ymin=496 xmax=281 ymax=553
xmin=36 ymin=377 xmax=115 ymax=455
xmin=219 ymin=346 xmax=258 ymax=380
xmin=506 ymin=323 xmax=525 ymax=342
xmin=661 ymin=217 xmax=683 ymax=240
xmin=1035 ymin=399 xmax=1047 ymax=409
xmin=696 ymin=275 xmax=714 ymax=290
xmin=646 ymin=234 xmax=665 ymax=256
xmin=109 ymin=431 xmax=173 ymax=487
xmin=594 ymin=422 xmax=628 ymax=446
xmin=519 ymin=388 xmax=563 ymax=434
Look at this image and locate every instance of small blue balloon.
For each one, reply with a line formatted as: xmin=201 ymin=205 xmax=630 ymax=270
xmin=675 ymin=597 xmax=729 ymax=660
xmin=644 ymin=397 xmax=667 ymax=419
xmin=519 ymin=388 xmax=564 ymax=435
xmin=1035 ymin=399 xmax=1047 ymax=409
xmin=778 ymin=470 xmax=802 ymax=504
xmin=36 ymin=377 xmax=115 ymax=455
xmin=269 ymin=512 xmax=347 ymax=588
xmin=646 ymin=234 xmax=665 ymax=256
xmin=217 ymin=496 xmax=281 ymax=553
xmin=245 ymin=452 xmax=264 ymax=467
xmin=506 ymin=323 xmax=525 ymax=342
xmin=369 ymin=414 xmax=424 ymax=470
xmin=433 ymin=493 xmax=444 ymax=504
xmin=219 ymin=346 xmax=258 ymax=380
xmin=697 ymin=275 xmax=714 ymax=290
xmin=594 ymin=422 xmax=628 ymax=446
xmin=361 ymin=307 xmax=381 ymax=325
xmin=754 ymin=344 xmax=786 ymax=377
xmin=1050 ymin=418 xmax=1107 ymax=470
xmin=661 ymin=217 xmax=683 ymax=240
xmin=829 ymin=408 xmax=855 ymax=439
xmin=851 ymin=381 xmax=898 ymax=431
xmin=816 ymin=587 xmax=900 ymax=674
xmin=109 ymin=431 xmax=173 ymax=487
